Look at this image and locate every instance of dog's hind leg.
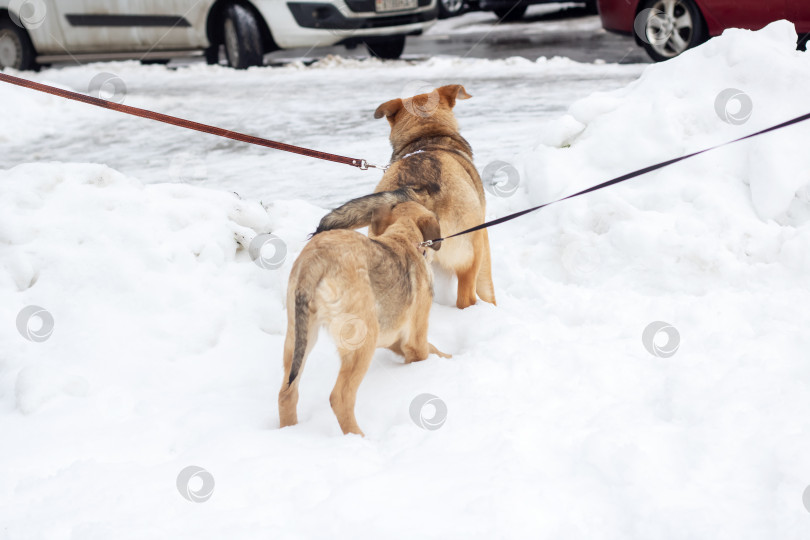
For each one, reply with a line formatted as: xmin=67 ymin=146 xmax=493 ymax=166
xmin=329 ymin=314 xmax=378 ymax=436
xmin=455 ymin=238 xmax=483 ymax=309
xmin=475 ymin=229 xmax=496 ymax=305
xmin=278 ymin=328 xmax=300 ymax=428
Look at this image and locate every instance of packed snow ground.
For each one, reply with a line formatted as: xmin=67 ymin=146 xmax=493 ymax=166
xmin=0 ymin=54 xmax=643 ymax=207
xmin=2 ymin=21 xmax=810 ymax=540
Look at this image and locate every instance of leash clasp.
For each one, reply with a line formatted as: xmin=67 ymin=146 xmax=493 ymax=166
xmin=359 ymin=159 xmax=389 ymax=171
xmin=419 ymin=239 xmax=434 ymax=248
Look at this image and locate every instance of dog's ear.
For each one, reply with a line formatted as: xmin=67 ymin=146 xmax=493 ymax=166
xmin=416 ymin=214 xmax=442 ymax=251
xmin=370 ymin=205 xmax=396 ymax=236
xmin=374 ymin=98 xmax=404 ymax=120
xmin=437 ymin=85 xmax=472 ymax=109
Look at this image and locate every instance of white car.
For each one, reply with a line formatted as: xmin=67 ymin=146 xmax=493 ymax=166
xmin=0 ymin=0 xmax=437 ymax=70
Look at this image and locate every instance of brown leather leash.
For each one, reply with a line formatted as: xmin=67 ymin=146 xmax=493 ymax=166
xmin=0 ymin=72 xmax=386 ymax=171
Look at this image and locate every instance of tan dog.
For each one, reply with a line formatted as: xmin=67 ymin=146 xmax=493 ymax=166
xmin=314 ymin=84 xmax=496 ymax=309
xmin=279 ymin=202 xmax=451 ymax=436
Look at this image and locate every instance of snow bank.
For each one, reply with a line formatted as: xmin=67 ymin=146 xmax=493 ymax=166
xmin=0 ymin=163 xmax=287 ymax=410
xmin=515 ymin=20 xmax=810 ymax=294
xmin=524 ymin=20 xmax=810 ymax=223
xmin=2 ymin=21 xmax=810 ymax=540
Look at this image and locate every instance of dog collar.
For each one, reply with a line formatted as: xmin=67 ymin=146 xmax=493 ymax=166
xmin=399 ymin=150 xmax=425 ymax=161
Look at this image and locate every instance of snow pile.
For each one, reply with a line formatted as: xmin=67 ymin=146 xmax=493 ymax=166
xmin=2 ymin=21 xmax=810 ymax=540
xmin=0 ymin=163 xmax=290 ymax=410
xmin=514 ymin=20 xmax=810 ymax=293
xmin=525 ymin=21 xmax=810 ymax=220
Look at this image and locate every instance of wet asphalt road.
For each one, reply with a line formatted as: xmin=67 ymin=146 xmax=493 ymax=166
xmin=410 ymin=5 xmax=650 ymax=63
xmin=270 ymin=3 xmax=651 ymax=65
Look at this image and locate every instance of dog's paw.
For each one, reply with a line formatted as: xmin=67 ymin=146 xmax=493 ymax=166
xmin=429 ymin=343 xmax=452 ymax=359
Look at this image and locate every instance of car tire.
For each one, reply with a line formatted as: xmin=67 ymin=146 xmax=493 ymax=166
xmin=366 ymin=36 xmax=406 ymax=60
xmin=223 ymin=3 xmax=264 ymax=69
xmin=494 ymin=5 xmax=527 ymax=21
xmin=638 ymin=0 xmax=706 ymax=62
xmin=0 ymin=20 xmax=37 ymax=71
xmin=438 ymin=0 xmax=466 ymax=19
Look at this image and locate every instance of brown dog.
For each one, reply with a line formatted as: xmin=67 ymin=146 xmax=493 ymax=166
xmin=279 ymin=202 xmax=451 ymax=436
xmin=314 ymin=84 xmax=496 ymax=309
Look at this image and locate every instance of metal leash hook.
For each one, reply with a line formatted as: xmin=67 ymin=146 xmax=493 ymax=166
xmin=359 ymin=160 xmax=389 ymax=171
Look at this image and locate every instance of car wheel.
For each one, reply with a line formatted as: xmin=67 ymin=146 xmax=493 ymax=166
xmin=439 ymin=0 xmax=466 ymax=19
xmin=223 ymin=3 xmax=264 ymax=69
xmin=638 ymin=0 xmax=706 ymax=62
xmin=494 ymin=5 xmax=527 ymax=21
xmin=0 ymin=20 xmax=37 ymax=71
xmin=366 ymin=36 xmax=406 ymax=60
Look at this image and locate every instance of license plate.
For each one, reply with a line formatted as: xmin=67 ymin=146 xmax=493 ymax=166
xmin=375 ymin=0 xmax=418 ymax=12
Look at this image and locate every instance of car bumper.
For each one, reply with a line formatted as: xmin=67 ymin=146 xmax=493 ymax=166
xmin=596 ymin=0 xmax=638 ymax=33
xmin=287 ymin=2 xmax=437 ymax=31
xmin=252 ymin=0 xmax=435 ymax=48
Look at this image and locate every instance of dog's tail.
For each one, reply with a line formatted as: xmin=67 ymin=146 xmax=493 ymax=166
xmin=287 ymin=261 xmax=327 ymax=386
xmin=287 ymin=288 xmax=310 ymax=386
xmin=312 ymin=187 xmax=416 ymax=236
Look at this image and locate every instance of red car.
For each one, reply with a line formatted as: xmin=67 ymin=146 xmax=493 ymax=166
xmin=598 ymin=0 xmax=810 ymax=61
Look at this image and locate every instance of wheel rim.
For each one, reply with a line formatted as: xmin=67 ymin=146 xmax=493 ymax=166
xmin=0 ymin=30 xmax=22 ymax=69
xmin=646 ymin=0 xmax=694 ymax=58
xmin=442 ymin=0 xmax=463 ymax=14
xmin=224 ymin=18 xmax=240 ymax=66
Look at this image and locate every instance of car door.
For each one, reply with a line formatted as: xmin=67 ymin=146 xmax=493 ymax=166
xmin=699 ymin=0 xmax=788 ymax=31
xmin=53 ymin=0 xmax=210 ymax=53
xmin=123 ymin=0 xmax=211 ymax=50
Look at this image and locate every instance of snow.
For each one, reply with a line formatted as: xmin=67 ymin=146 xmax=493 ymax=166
xmin=2 ymin=20 xmax=810 ymax=540
xmin=0 ymin=54 xmax=643 ymax=208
